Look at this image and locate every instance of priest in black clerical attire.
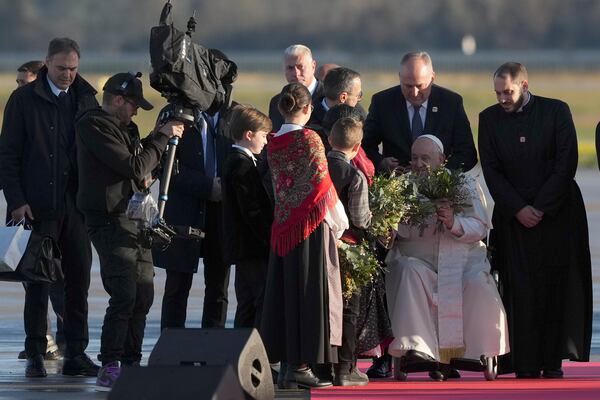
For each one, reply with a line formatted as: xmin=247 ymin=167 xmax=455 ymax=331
xmin=478 ymin=62 xmax=592 ymax=379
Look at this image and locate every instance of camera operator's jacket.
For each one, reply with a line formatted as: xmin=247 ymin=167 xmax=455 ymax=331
xmin=0 ymin=67 xmax=98 ymax=219
xmin=74 ymin=107 xmax=170 ymax=217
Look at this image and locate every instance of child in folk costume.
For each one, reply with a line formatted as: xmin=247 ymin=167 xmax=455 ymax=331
xmin=260 ymin=83 xmax=348 ymax=389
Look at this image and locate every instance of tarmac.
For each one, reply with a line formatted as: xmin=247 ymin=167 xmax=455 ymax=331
xmin=0 ymin=168 xmax=599 ymax=399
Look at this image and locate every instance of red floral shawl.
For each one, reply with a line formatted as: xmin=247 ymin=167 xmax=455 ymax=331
xmin=268 ymin=128 xmax=338 ymax=256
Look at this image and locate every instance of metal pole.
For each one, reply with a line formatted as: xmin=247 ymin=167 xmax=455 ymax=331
xmin=157 ymin=136 xmax=179 ymax=219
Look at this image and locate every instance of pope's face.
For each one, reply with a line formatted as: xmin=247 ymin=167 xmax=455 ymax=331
xmin=494 ymin=76 xmax=527 ymax=113
xmin=411 ymin=138 xmax=444 ymax=175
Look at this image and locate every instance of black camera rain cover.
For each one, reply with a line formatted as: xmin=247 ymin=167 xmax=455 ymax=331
xmin=149 ymin=1 xmax=238 ymax=114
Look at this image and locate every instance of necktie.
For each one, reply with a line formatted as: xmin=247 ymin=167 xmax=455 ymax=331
xmin=58 ymin=90 xmax=67 ymax=99
xmin=411 ymin=104 xmax=424 ymax=141
xmin=203 ymin=114 xmax=216 ymax=178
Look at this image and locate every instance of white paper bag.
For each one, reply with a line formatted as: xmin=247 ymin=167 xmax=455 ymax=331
xmin=0 ymin=225 xmax=32 ymax=272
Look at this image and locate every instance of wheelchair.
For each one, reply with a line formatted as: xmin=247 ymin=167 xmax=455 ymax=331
xmin=392 ymin=270 xmax=501 ymax=382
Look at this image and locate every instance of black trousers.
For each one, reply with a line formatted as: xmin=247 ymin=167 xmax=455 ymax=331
xmin=22 ymin=275 xmax=65 ymax=347
xmin=24 ymin=194 xmax=92 ymax=358
xmin=87 ymin=215 xmax=154 ymax=365
xmin=161 ymin=202 xmax=230 ymax=329
xmin=337 ymin=292 xmax=361 ymax=369
xmin=234 ymin=257 xmax=268 ymax=329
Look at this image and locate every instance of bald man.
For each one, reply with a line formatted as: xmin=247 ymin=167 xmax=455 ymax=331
xmin=384 ymin=135 xmax=509 ymax=381
xmin=363 ymin=52 xmax=477 ymax=174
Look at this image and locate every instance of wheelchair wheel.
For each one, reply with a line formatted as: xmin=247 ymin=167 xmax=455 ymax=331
xmin=393 ymin=357 xmax=408 ymax=381
xmin=482 ymin=356 xmax=497 ymax=381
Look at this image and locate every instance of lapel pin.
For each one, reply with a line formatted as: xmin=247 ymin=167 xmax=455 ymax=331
xmin=520 ymin=136 xmax=526 ymax=143
xmin=432 ymin=106 xmax=438 ymax=113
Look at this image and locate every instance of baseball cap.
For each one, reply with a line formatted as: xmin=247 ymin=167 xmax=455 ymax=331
xmin=103 ymin=72 xmax=153 ymax=110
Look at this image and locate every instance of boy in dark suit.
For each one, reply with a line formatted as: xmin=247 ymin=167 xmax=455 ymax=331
xmin=222 ymin=106 xmax=273 ymax=328
xmin=326 ymin=118 xmax=371 ymax=386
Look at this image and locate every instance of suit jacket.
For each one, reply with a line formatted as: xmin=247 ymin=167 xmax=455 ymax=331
xmin=268 ymin=80 xmax=324 ymax=131
xmin=362 ymin=84 xmax=477 ymax=173
xmin=222 ymin=147 xmax=273 ymax=265
xmin=152 ymin=105 xmax=235 ymax=273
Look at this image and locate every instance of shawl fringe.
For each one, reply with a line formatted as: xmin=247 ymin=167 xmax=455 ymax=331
xmin=271 ymin=187 xmax=337 ymax=257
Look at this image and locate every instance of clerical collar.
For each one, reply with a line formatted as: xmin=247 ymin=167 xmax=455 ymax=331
xmin=306 ymin=78 xmax=318 ymax=95
xmin=516 ymin=91 xmax=532 ymax=113
xmin=46 ymin=75 xmax=69 ymax=97
xmin=231 ymin=144 xmax=257 ymax=165
xmin=275 ymin=123 xmax=304 ymax=137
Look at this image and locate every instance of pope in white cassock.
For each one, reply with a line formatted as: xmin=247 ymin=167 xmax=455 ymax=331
xmin=385 ymin=135 xmax=510 ymax=376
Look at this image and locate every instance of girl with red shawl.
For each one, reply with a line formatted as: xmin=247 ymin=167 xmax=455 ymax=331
xmin=260 ymin=83 xmax=348 ymax=389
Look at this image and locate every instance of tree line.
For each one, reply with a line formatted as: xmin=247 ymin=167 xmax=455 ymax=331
xmin=2 ymin=0 xmax=600 ymax=53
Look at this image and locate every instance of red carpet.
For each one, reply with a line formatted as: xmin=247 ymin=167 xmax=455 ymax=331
xmin=310 ymin=362 xmax=600 ymax=399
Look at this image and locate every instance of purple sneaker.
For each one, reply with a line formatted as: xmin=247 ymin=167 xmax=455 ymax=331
xmin=95 ymin=362 xmax=120 ymax=392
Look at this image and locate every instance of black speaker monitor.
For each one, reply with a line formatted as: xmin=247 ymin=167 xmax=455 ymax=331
xmin=149 ymin=328 xmax=274 ymax=400
xmin=108 ymin=365 xmax=245 ymax=400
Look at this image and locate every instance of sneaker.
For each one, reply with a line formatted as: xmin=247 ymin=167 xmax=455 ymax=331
xmin=44 ymin=348 xmax=63 ymax=361
xmin=95 ymin=362 xmax=120 ymax=392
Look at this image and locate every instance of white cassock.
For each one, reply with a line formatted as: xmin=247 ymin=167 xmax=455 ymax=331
xmin=385 ymin=179 xmax=509 ymax=363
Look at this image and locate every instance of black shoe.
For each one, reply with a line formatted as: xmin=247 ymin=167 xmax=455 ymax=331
xmin=404 ymin=350 xmax=436 ymax=363
xmin=25 ymin=355 xmax=47 ymax=378
xmin=18 ymin=350 xmax=27 ymax=360
xmin=516 ymin=370 xmax=541 ymax=379
xmin=428 ymin=365 xmax=460 ymax=381
xmin=334 ymin=365 xmax=369 ymax=386
xmin=282 ymin=366 xmax=332 ymax=389
xmin=428 ymin=370 xmax=446 ymax=381
xmin=366 ymin=354 xmax=392 ymax=378
xmin=543 ymin=369 xmax=564 ymax=379
xmin=44 ymin=349 xmax=63 ymax=361
xmin=313 ymin=363 xmax=333 ymax=382
xmin=62 ymin=354 xmax=100 ymax=376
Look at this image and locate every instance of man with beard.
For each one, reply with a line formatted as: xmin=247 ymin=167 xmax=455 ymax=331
xmin=478 ymin=62 xmax=592 ymax=378
xmin=76 ymin=72 xmax=184 ymax=391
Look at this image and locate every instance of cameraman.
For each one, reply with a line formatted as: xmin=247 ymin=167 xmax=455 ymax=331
xmin=75 ymin=72 xmax=184 ymax=391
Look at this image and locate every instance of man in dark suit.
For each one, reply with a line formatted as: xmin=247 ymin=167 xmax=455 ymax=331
xmin=0 ymin=38 xmax=99 ymax=378
xmin=268 ymin=44 xmax=324 ymax=131
xmin=310 ymin=67 xmax=366 ymax=150
xmin=153 ymin=103 xmax=235 ymax=330
xmin=363 ymin=51 xmax=477 ymax=173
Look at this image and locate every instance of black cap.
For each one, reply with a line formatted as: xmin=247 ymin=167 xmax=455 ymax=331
xmin=103 ymin=72 xmax=153 ymax=111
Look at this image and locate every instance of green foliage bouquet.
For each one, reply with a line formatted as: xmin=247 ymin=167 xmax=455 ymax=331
xmin=338 ymin=166 xmax=474 ymax=299
xmin=399 ymin=166 xmax=473 ymax=233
